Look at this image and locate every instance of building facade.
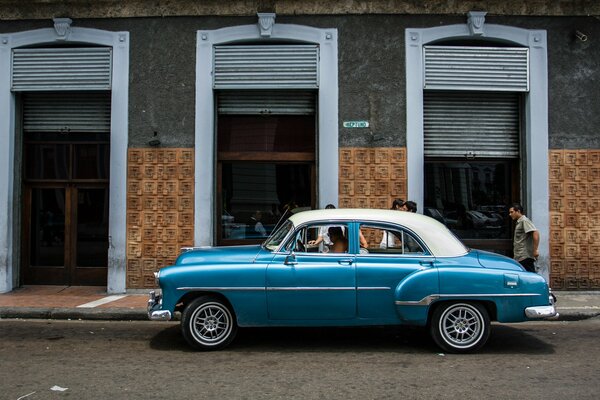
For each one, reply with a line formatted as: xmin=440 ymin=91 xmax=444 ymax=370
xmin=1 ymin=1 xmax=599 ymax=293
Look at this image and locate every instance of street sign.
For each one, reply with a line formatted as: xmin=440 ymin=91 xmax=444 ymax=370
xmin=343 ymin=120 xmax=369 ymax=128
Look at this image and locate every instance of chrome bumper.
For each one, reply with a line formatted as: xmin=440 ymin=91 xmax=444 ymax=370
xmin=147 ymin=290 xmax=172 ymax=321
xmin=525 ymin=293 xmax=559 ymax=320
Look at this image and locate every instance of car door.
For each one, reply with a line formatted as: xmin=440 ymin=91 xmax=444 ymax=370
xmin=355 ymin=223 xmax=435 ymax=319
xmin=266 ymin=222 xmax=356 ymax=320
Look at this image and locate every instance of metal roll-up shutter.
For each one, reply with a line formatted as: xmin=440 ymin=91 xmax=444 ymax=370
xmin=424 ymin=92 xmax=520 ymax=158
xmin=214 ymin=45 xmax=319 ymax=89
xmin=12 ymin=47 xmax=112 ymax=91
xmin=217 ymin=90 xmax=316 ymax=115
xmin=23 ymin=92 xmax=111 ymax=133
xmin=424 ymin=46 xmax=529 ymax=92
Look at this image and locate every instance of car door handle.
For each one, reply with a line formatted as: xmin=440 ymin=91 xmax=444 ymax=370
xmin=284 ymin=253 xmax=298 ymax=266
xmin=338 ymin=259 xmax=354 ymax=266
xmin=419 ymin=260 xmax=434 ymax=267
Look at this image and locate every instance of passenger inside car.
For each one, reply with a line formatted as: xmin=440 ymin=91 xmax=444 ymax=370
xmin=328 ymin=226 xmax=348 ymax=253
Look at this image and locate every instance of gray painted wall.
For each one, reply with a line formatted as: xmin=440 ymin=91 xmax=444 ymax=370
xmin=2 ymin=14 xmax=598 ymax=149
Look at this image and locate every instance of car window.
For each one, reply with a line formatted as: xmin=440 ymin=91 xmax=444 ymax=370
xmin=284 ymin=223 xmax=348 ymax=254
xmin=263 ymin=220 xmax=294 ymax=251
xmin=359 ymin=224 xmax=426 ymax=255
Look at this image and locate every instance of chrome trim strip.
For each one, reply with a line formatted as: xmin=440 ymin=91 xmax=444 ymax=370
xmin=178 ymin=286 xmax=390 ymax=292
xmin=177 ymin=287 xmax=265 ymax=291
xmin=438 ymin=293 xmax=541 ymax=298
xmin=395 ymin=295 xmax=440 ymax=306
xmin=267 ymin=287 xmax=355 ymax=291
xmin=355 ymin=253 xmax=435 ymax=259
xmin=395 ymin=293 xmax=541 ymax=306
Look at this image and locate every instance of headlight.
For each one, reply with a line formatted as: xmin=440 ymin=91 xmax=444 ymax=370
xmin=154 ymin=271 xmax=160 ymax=287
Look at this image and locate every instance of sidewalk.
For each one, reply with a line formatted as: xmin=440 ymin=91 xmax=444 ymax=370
xmin=0 ymin=286 xmax=149 ymax=321
xmin=1 ymin=285 xmax=600 ymax=321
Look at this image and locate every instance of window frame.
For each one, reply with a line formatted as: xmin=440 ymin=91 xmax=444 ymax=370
xmin=283 ymin=221 xmax=350 ymax=255
xmin=357 ymin=222 xmax=431 ymax=257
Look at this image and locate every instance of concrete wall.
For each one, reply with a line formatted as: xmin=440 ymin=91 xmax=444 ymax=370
xmin=2 ymin=11 xmax=600 ymax=290
xmin=1 ymin=0 xmax=599 ymax=20
xmin=2 ymin=14 xmax=599 ymax=149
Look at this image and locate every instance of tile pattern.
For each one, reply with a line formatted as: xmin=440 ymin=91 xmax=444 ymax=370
xmin=339 ymin=148 xmax=407 ymax=207
xmin=549 ymin=149 xmax=600 ymax=290
xmin=339 ymin=147 xmax=407 ymax=249
xmin=126 ymin=149 xmax=195 ymax=288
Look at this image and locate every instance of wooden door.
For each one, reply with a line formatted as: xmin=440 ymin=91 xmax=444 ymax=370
xmin=22 ymin=184 xmax=109 ymax=285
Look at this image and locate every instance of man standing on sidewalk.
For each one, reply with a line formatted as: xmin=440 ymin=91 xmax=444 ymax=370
xmin=509 ymin=203 xmax=540 ymax=273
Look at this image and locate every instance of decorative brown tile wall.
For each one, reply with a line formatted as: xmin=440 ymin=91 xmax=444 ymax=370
xmin=339 ymin=147 xmax=407 ymax=210
xmin=339 ymin=147 xmax=407 ymax=249
xmin=549 ymin=149 xmax=600 ymax=290
xmin=126 ymin=148 xmax=194 ymax=288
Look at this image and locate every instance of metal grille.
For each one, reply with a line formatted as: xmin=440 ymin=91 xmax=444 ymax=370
xmin=424 ymin=46 xmax=529 ymax=92
xmin=424 ymin=92 xmax=520 ymax=158
xmin=23 ymin=92 xmax=111 ymax=133
xmin=217 ymin=90 xmax=316 ymax=115
xmin=12 ymin=47 xmax=112 ymax=91
xmin=214 ymin=45 xmax=319 ymax=89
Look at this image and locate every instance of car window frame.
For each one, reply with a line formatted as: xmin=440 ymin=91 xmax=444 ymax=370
xmin=355 ymin=221 xmax=432 ymax=257
xmin=278 ymin=220 xmax=352 ymax=256
xmin=263 ymin=219 xmax=295 ymax=251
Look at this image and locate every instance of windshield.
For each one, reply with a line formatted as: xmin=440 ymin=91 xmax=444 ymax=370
xmin=263 ymin=220 xmax=294 ymax=251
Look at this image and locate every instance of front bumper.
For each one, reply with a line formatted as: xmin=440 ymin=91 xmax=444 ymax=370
xmin=147 ymin=290 xmax=172 ymax=321
xmin=524 ymin=293 xmax=559 ymax=320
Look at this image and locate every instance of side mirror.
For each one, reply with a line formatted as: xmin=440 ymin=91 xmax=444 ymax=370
xmin=284 ymin=252 xmax=298 ymax=266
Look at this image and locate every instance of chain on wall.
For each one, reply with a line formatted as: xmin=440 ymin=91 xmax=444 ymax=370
xmin=549 ymin=149 xmax=600 ymax=290
xmin=126 ymin=149 xmax=195 ymax=288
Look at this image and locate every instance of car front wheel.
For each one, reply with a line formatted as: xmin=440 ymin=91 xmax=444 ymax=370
xmin=430 ymin=302 xmax=490 ymax=353
xmin=181 ymin=296 xmax=237 ymax=351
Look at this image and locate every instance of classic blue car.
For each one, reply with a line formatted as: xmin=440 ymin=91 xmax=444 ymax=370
xmin=148 ymin=209 xmax=557 ymax=353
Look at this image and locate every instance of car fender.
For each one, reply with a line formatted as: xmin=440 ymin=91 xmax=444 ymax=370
xmin=436 ymin=266 xmax=550 ymax=322
xmin=393 ymin=267 xmax=439 ymax=325
xmin=157 ymin=262 xmax=269 ymax=324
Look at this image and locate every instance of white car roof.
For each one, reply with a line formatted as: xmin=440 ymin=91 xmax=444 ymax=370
xmin=288 ymin=208 xmax=468 ymax=257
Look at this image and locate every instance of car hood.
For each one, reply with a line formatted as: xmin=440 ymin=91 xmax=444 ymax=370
xmin=476 ymin=249 xmax=524 ymax=271
xmin=174 ymin=244 xmax=264 ymax=266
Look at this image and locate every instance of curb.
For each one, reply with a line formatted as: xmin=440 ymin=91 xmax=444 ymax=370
xmin=1 ymin=307 xmax=599 ymax=322
xmin=555 ymin=311 xmax=600 ymax=321
xmin=0 ymin=307 xmax=148 ymax=321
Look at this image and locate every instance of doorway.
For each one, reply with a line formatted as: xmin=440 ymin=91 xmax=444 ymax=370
xmin=21 ymin=92 xmax=110 ymax=285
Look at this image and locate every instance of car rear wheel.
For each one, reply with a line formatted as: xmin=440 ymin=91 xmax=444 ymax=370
xmin=181 ymin=296 xmax=237 ymax=351
xmin=430 ymin=302 xmax=490 ymax=353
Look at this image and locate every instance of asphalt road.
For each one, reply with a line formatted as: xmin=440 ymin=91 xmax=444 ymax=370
xmin=1 ymin=318 xmax=599 ymax=400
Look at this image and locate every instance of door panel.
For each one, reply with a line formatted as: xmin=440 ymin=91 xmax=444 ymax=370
xmin=29 ymin=188 xmax=66 ymax=267
xmin=72 ymin=187 xmax=108 ymax=284
xmin=356 ymin=223 xmax=434 ymax=319
xmin=75 ymin=188 xmax=108 ymax=268
xmin=25 ymin=144 xmax=69 ymax=180
xmin=266 ymin=253 xmax=356 ymax=320
xmin=356 ymin=255 xmax=432 ymax=318
xmin=24 ymin=187 xmax=68 ymax=285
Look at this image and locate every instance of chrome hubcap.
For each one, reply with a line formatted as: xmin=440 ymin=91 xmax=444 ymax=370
xmin=191 ymin=303 xmax=232 ymax=345
xmin=440 ymin=304 xmax=483 ymax=348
